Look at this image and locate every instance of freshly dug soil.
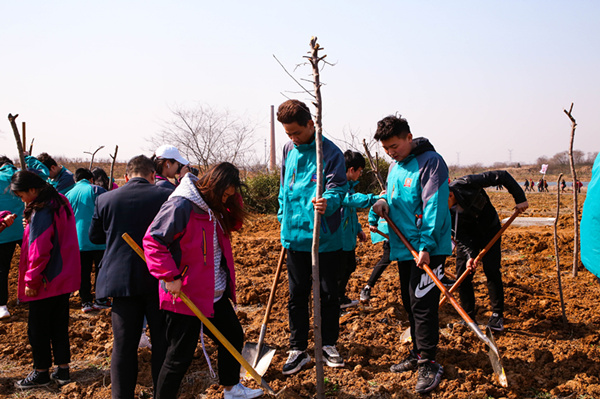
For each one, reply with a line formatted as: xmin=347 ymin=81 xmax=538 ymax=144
xmin=1 ymin=190 xmax=598 ymax=399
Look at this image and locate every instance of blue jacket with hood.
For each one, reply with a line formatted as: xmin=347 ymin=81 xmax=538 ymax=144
xmin=384 ymin=137 xmax=452 ymax=261
xmin=582 ymin=154 xmax=600 ymax=277
xmin=278 ymin=135 xmax=348 ymax=252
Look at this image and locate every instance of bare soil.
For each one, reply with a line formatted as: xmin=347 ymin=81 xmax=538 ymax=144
xmin=1 ymin=190 xmax=598 ymax=399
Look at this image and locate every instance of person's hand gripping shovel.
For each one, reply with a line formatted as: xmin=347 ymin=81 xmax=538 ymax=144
xmin=121 ymin=233 xmax=275 ymax=395
xmin=240 ymin=247 xmax=286 ymax=378
xmin=380 ymin=214 xmax=508 ymax=388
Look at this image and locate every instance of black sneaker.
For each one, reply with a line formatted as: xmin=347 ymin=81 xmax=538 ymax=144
xmin=440 ymin=275 xmax=456 ymax=289
xmin=282 ymin=350 xmax=310 ymax=375
xmin=51 ymin=367 xmax=71 ymax=386
xmin=82 ymin=302 xmax=95 ymax=313
xmin=359 ymin=286 xmax=371 ymax=302
xmin=390 ymin=349 xmax=419 ymax=373
xmin=93 ymin=298 xmax=112 ymax=310
xmin=415 ymin=360 xmax=444 ymax=394
xmin=340 ymin=296 xmax=359 ymax=309
xmin=322 ymin=345 xmax=344 ymax=368
xmin=488 ymin=313 xmax=504 ymax=332
xmin=15 ymin=370 xmax=51 ymax=389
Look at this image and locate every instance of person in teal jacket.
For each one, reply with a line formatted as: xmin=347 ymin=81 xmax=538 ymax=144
xmin=65 ymin=168 xmax=108 ymax=313
xmin=582 ymin=153 xmax=600 ymax=279
xmin=338 ymin=150 xmax=379 ymax=309
xmin=372 ymin=115 xmax=451 ymax=394
xmin=276 ymin=99 xmax=348 ymax=375
xmin=37 ymin=153 xmax=75 ymax=194
xmin=0 ymin=155 xmax=49 ymax=319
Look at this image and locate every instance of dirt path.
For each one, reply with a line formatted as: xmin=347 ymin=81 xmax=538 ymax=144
xmin=1 ymin=191 xmax=598 ymax=398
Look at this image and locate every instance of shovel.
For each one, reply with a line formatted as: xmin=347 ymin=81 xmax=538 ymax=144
xmin=240 ymin=247 xmax=286 ymax=378
xmin=382 ymin=214 xmax=508 ymax=387
xmin=121 ymin=233 xmax=275 ymax=394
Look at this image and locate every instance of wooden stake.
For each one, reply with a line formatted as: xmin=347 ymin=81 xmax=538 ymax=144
xmin=109 ymin=145 xmax=118 ymax=190
xmin=7 ymin=114 xmax=27 ymax=170
xmin=84 ymin=145 xmax=105 ymax=169
xmin=553 ymin=173 xmax=568 ymax=325
xmin=563 ymin=103 xmax=579 ymax=277
xmin=22 ymin=122 xmax=26 ymax=153
xmin=308 ymin=36 xmax=325 ymax=399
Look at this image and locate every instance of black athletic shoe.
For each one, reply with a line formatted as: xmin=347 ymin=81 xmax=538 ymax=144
xmin=15 ymin=370 xmax=51 ymax=389
xmin=51 ymin=367 xmax=71 ymax=386
xmin=487 ymin=313 xmax=504 ymax=332
xmin=359 ymin=286 xmax=371 ymax=302
xmin=440 ymin=275 xmax=456 ymax=288
xmin=390 ymin=349 xmax=419 ymax=373
xmin=415 ymin=360 xmax=444 ymax=394
xmin=282 ymin=350 xmax=310 ymax=375
xmin=322 ymin=345 xmax=344 ymax=368
xmin=340 ymin=296 xmax=359 ymax=309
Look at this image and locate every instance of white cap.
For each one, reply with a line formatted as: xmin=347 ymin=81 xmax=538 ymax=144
xmin=154 ymin=145 xmax=189 ymax=165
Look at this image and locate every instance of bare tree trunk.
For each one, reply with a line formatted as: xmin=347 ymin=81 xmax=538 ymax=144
xmin=563 ymin=103 xmax=579 ymax=277
xmin=109 ymin=145 xmax=118 ymax=191
xmin=84 ymin=145 xmax=105 ymax=170
xmin=308 ymin=36 xmax=325 ymax=399
xmin=362 ymin=139 xmax=386 ymax=190
xmin=7 ymin=114 xmax=27 ymax=170
xmin=553 ymin=174 xmax=568 ymax=325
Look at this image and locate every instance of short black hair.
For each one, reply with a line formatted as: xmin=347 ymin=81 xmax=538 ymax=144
xmin=75 ymin=168 xmax=94 ymax=182
xmin=277 ymin=100 xmax=312 ymax=126
xmin=373 ymin=115 xmax=411 ymax=141
xmin=0 ymin=156 xmax=13 ymax=168
xmin=126 ymin=155 xmax=155 ymax=178
xmin=37 ymin=152 xmax=58 ymax=169
xmin=344 ymin=150 xmax=366 ymax=171
xmin=92 ymin=167 xmax=110 ymax=190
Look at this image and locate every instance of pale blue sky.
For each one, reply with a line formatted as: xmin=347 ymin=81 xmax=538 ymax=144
xmin=1 ymin=1 xmax=598 ymax=167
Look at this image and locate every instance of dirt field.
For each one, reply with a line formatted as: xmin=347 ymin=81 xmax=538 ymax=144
xmin=1 ymin=190 xmax=598 ymax=399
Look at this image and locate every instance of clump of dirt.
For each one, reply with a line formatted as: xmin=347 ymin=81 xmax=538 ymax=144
xmin=1 ymin=191 xmax=598 ymax=398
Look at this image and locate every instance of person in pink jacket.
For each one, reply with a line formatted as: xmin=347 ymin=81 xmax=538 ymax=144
xmin=143 ymin=162 xmax=262 ymax=399
xmin=10 ymin=171 xmax=81 ymax=389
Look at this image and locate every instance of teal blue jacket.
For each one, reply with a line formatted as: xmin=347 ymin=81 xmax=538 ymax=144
xmin=278 ymin=136 xmax=348 ymax=252
xmin=368 ymin=207 xmax=389 ymax=244
xmin=51 ymin=166 xmax=75 ymax=194
xmin=0 ymin=156 xmax=49 ymax=244
xmin=383 ymin=138 xmax=452 ymax=261
xmin=341 ymin=181 xmax=378 ymax=251
xmin=65 ymin=179 xmax=107 ymax=251
xmin=582 ymin=154 xmax=600 ymax=277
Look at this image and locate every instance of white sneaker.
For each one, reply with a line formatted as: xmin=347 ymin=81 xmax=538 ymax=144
xmin=138 ymin=332 xmax=152 ymax=349
xmin=0 ymin=305 xmax=10 ymax=319
xmin=224 ymin=382 xmax=263 ymax=399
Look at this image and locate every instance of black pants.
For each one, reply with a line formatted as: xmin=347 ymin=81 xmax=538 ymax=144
xmin=455 ymin=237 xmax=503 ymax=318
xmin=28 ymin=294 xmax=71 ymax=369
xmin=337 ymin=249 xmax=357 ymax=300
xmin=156 ymin=296 xmax=243 ymax=399
xmin=287 ymin=250 xmax=340 ymax=350
xmin=367 ymin=240 xmax=392 ymax=288
xmin=79 ymin=250 xmax=104 ymax=304
xmin=111 ymin=294 xmax=167 ymax=399
xmin=397 ymin=256 xmax=446 ymax=362
xmin=0 ymin=240 xmax=20 ymax=306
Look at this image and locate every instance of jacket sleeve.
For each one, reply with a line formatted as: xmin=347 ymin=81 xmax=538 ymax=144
xmin=342 ymin=192 xmax=378 ymax=209
xmin=368 ymin=207 xmax=380 ymax=226
xmin=464 ymin=170 xmax=527 ymax=205
xmin=419 ymin=155 xmax=449 ymax=253
xmin=277 ymin=145 xmax=290 ymax=224
xmin=143 ymin=199 xmax=190 ymax=282
xmin=89 ymin=196 xmax=106 ymax=245
xmin=322 ymin=148 xmax=348 ymax=217
xmin=24 ymin=210 xmax=55 ymax=291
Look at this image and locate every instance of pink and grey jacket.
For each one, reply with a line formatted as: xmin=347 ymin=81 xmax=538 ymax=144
xmin=18 ymin=196 xmax=81 ymax=302
xmin=143 ymin=173 xmax=238 ymax=318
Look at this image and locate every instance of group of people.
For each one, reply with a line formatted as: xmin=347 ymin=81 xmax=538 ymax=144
xmin=0 ymin=99 xmax=535 ymax=397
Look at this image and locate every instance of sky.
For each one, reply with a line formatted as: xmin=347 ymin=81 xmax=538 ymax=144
xmin=1 ymin=1 xmax=599 ymax=167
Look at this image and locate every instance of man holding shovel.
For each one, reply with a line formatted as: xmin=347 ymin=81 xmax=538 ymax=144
xmin=372 ymin=115 xmax=452 ymax=394
xmin=448 ymin=170 xmax=528 ymax=332
xmin=276 ymin=99 xmax=348 ymax=375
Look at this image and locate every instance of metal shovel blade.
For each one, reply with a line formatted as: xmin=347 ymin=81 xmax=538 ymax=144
xmin=240 ymin=342 xmax=276 ymax=378
xmin=486 ymin=326 xmax=508 ymax=387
